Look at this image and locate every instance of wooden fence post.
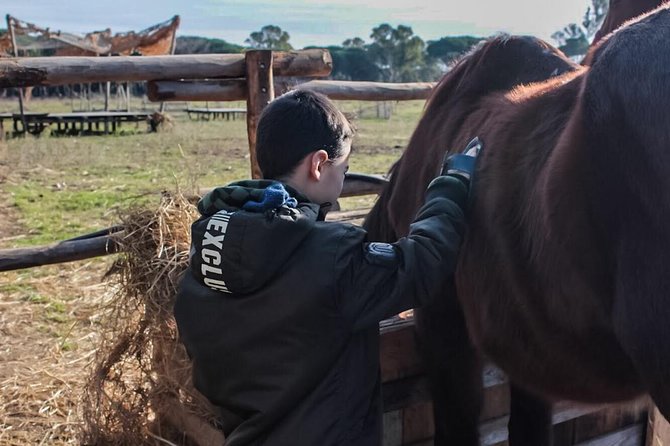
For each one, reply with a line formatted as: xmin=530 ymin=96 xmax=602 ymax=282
xmin=6 ymin=14 xmax=27 ymax=133
xmin=245 ymin=50 xmax=274 ymax=179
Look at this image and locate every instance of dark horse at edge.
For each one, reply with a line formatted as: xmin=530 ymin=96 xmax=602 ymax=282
xmin=364 ymin=5 xmax=670 ymax=445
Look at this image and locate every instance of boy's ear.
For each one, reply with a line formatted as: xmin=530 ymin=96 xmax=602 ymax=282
xmin=308 ymin=150 xmax=329 ymax=181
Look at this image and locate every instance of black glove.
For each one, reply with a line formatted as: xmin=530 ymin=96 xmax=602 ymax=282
xmin=440 ymin=137 xmax=482 ymax=185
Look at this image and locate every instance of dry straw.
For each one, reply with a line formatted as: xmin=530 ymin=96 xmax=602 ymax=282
xmin=81 ymin=191 xmax=224 ymax=446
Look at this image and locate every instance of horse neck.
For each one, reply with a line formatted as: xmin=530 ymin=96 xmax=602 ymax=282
xmin=592 ymin=0 xmax=665 ymax=45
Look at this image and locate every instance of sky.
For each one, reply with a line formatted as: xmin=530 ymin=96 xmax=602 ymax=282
xmin=2 ymin=0 xmax=592 ymax=48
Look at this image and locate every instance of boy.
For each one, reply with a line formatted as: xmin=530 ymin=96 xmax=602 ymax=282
xmin=174 ymin=90 xmax=475 ymax=445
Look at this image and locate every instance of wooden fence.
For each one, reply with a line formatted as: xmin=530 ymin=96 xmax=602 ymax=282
xmin=1 ymin=49 xmax=669 ymax=446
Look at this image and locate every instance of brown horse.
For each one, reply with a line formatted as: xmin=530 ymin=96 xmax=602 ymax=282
xmin=592 ymin=0 xmax=666 ymax=44
xmin=365 ymin=5 xmax=670 ymax=446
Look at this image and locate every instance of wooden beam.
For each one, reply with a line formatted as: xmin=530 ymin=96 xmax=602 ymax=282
xmin=196 ymin=173 xmax=388 ymax=202
xmin=0 ymin=234 xmax=119 ymax=272
xmin=147 ymin=79 xmax=435 ymax=103
xmin=575 ymin=423 xmax=645 ymax=446
xmin=6 ymin=14 xmax=26 ymax=132
xmin=245 ymin=50 xmax=274 ymax=179
xmin=340 ymin=173 xmax=388 ymax=197
xmin=147 ymin=79 xmax=247 ymax=102
xmin=0 ymin=172 xmax=385 ymax=272
xmin=0 ymin=49 xmax=332 ymax=88
xmin=297 ymin=80 xmax=435 ymax=101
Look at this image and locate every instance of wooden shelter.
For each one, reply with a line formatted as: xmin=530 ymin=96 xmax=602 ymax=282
xmin=1 ymin=15 xmax=180 ymax=57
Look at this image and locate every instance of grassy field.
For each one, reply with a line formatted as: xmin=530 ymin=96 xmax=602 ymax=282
xmin=0 ymin=98 xmax=423 ymax=246
xmin=0 ymin=96 xmax=426 ymax=444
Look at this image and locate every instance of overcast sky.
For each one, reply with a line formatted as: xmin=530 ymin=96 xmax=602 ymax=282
xmin=4 ymin=0 xmax=592 ymax=47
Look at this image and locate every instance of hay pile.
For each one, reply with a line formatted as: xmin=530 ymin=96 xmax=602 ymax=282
xmin=81 ymin=192 xmax=224 ymax=445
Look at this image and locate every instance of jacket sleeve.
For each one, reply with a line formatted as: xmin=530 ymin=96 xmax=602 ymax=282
xmin=336 ymin=175 xmax=468 ymax=331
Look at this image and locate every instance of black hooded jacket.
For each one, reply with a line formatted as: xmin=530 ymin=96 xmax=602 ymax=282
xmin=174 ymin=176 xmax=468 ymax=446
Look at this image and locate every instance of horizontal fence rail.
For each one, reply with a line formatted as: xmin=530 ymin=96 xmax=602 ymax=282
xmin=0 ymin=49 xmax=332 ymax=88
xmin=147 ymin=79 xmax=436 ymax=102
xmin=0 ymin=173 xmax=388 ymax=272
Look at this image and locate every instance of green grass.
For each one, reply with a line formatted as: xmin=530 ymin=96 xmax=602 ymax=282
xmin=1 ymin=97 xmax=425 ymax=247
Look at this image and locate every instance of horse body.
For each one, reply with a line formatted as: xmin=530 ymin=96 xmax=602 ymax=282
xmin=456 ymin=75 xmax=642 ymax=403
xmin=365 ymin=6 xmax=670 ymax=445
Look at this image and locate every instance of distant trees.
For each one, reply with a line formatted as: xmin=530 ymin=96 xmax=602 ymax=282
xmin=175 ymin=36 xmax=244 ymax=54
xmin=367 ymin=24 xmax=433 ymax=82
xmin=342 ymin=37 xmax=365 ymax=49
xmin=552 ymin=0 xmax=609 ymax=56
xmin=426 ymin=36 xmax=483 ymax=65
xmin=326 ymin=46 xmax=382 ymax=81
xmin=245 ymin=25 xmax=293 ymax=50
xmin=174 ymin=24 xmax=484 ymax=82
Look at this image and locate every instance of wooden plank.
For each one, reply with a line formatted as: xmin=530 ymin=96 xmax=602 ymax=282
xmin=325 ymin=208 xmax=370 ymax=223
xmin=480 ymin=365 xmax=510 ymax=422
xmin=245 ymin=50 xmax=274 ymax=179
xmin=402 ymin=402 xmax=434 ymax=444
xmin=147 ymin=79 xmax=434 ymax=103
xmin=383 ymin=374 xmax=431 ymax=412
xmin=0 ymin=234 xmax=119 ymax=272
xmin=479 ymin=402 xmax=612 ymax=446
xmin=575 ymin=403 xmax=647 ymax=444
xmin=148 ymin=78 xmax=247 ymax=102
xmin=296 ymin=80 xmax=435 ymax=101
xmin=147 ymin=78 xmax=299 ymax=102
xmin=340 ymin=173 xmax=388 ymax=197
xmin=647 ymin=407 xmax=670 ymax=446
xmin=0 ymin=49 xmax=332 ymax=88
xmin=6 ymin=15 xmax=26 ymax=131
xmin=380 ymin=319 xmax=423 ymax=382
xmin=273 ymin=49 xmax=333 ymax=80
xmin=575 ymin=423 xmax=645 ymax=446
xmin=184 ymin=108 xmax=247 ymax=114
xmin=383 ymin=410 xmax=403 ymax=446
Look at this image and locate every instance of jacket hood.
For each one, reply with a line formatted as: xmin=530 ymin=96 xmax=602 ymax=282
xmin=190 ymin=180 xmax=321 ymax=295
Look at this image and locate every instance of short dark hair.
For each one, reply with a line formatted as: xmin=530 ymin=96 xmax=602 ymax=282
xmin=256 ymin=90 xmax=354 ymax=179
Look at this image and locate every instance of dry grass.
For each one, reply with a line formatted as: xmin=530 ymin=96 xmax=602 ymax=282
xmin=0 ymin=259 xmax=112 ymax=445
xmin=80 ymin=192 xmax=222 ymax=446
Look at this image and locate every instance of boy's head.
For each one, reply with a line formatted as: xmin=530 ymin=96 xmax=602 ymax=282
xmin=256 ymin=90 xmax=354 ymax=206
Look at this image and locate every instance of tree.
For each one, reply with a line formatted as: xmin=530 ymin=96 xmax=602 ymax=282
xmin=368 ymin=24 xmax=431 ymax=82
xmin=175 ymin=36 xmax=244 ymax=54
xmin=552 ymin=0 xmax=609 ymax=56
xmin=582 ymin=0 xmax=609 ymax=39
xmin=342 ymin=37 xmax=365 ymax=49
xmin=551 ymin=23 xmax=590 ymax=57
xmin=245 ymin=25 xmax=293 ymax=50
xmin=426 ymin=36 xmax=482 ymax=65
xmin=327 ymin=46 xmax=381 ymax=81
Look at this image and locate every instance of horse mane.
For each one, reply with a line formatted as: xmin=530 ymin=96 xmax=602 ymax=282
xmin=363 ymin=160 xmax=400 ymax=242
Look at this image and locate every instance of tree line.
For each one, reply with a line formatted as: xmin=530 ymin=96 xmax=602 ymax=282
xmin=176 ymin=25 xmax=481 ymax=83
xmin=177 ymin=0 xmax=608 ymax=83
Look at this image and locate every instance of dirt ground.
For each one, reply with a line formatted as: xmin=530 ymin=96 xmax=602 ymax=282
xmin=0 ymin=260 xmax=111 ymax=445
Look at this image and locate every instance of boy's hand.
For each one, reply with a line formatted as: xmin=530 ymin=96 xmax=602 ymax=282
xmin=440 ymin=137 xmax=482 ymax=184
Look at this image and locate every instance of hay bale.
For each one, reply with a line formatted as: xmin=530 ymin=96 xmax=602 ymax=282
xmin=81 ymin=192 xmax=224 ymax=446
